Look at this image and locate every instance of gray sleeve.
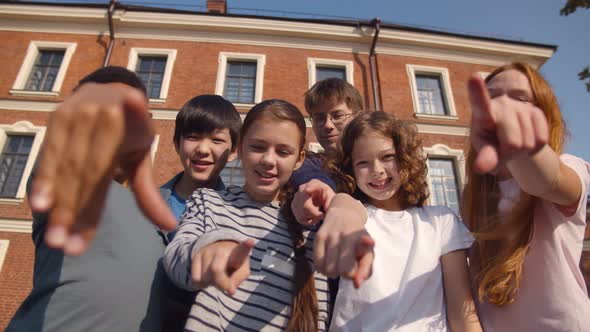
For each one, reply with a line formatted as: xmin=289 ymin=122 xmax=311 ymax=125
xmin=162 ymin=189 xmax=247 ymax=291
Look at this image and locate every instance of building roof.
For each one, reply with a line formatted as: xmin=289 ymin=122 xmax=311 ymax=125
xmin=6 ymin=0 xmax=557 ymax=51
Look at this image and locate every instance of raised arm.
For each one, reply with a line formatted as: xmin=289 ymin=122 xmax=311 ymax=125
xmin=468 ymin=75 xmax=581 ymax=207
xmin=29 ymin=83 xmax=175 ymax=255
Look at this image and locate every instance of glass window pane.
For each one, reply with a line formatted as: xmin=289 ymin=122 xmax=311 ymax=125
xmin=136 ymin=56 xmax=167 ymax=99
xmin=416 ymin=74 xmax=448 ymax=115
xmin=316 ymin=66 xmax=346 ymax=81
xmin=25 ymin=50 xmax=65 ymax=92
xmin=428 ymin=158 xmax=460 ymax=214
xmin=0 ymin=135 xmax=34 ymax=197
xmin=225 ymin=61 xmax=257 ymax=104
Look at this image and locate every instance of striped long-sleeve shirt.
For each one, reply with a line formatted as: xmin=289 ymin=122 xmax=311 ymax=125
xmin=163 ymin=186 xmax=330 ymax=331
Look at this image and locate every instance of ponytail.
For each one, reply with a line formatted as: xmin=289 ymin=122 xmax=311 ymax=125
xmin=279 ymin=185 xmax=319 ymax=332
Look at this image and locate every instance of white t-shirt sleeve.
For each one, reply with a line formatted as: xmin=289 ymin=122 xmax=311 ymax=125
xmin=438 ymin=207 xmax=474 ymax=256
xmin=552 ymin=154 xmax=590 ymax=225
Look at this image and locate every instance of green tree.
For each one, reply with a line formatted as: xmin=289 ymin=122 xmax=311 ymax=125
xmin=560 ymin=0 xmax=590 ymax=91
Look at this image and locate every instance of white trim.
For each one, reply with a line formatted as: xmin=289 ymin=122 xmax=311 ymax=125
xmin=414 ymin=113 xmax=459 ymax=121
xmin=0 ymin=219 xmax=33 ymax=233
xmin=0 ymin=99 xmax=59 ymax=112
xmin=407 ymin=64 xmax=457 ymax=117
xmin=0 ymin=198 xmax=24 ymax=205
xmin=150 ymin=134 xmax=160 ymax=164
xmin=308 ymin=143 xmax=324 ymax=153
xmin=0 ymin=121 xmax=46 ymax=199
xmin=11 ymin=41 xmax=77 ymax=94
xmin=215 ymin=52 xmax=266 ymax=105
xmin=0 ymin=240 xmax=9 ymax=273
xmin=415 ymin=123 xmax=469 ymax=136
xmin=127 ymin=48 xmax=177 ymax=101
xmin=0 ymin=4 xmax=554 ymax=67
xmin=423 ymin=144 xmax=466 ymax=188
xmin=8 ymin=90 xmax=59 ymax=97
xmin=150 ymin=109 xmax=178 ymax=120
xmin=478 ymin=71 xmax=491 ymax=80
xmin=307 ymin=58 xmax=354 ymax=87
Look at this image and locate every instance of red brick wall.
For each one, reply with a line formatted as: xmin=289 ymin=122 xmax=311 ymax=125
xmin=0 ymin=232 xmax=35 ymax=331
xmin=1 ymin=26 xmax=587 ymax=330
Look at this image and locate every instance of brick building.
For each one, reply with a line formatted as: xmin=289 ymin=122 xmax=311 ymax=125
xmin=0 ymin=0 xmax=587 ymax=329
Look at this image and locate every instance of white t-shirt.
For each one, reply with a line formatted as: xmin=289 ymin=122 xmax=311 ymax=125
xmin=330 ymin=205 xmax=473 ymax=332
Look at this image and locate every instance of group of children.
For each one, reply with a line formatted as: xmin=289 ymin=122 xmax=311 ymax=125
xmin=7 ymin=62 xmax=590 ymax=332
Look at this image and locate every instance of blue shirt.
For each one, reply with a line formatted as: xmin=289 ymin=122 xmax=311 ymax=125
xmin=166 ymin=190 xmax=186 ymax=242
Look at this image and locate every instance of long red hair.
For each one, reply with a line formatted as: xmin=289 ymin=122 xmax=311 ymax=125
xmin=462 ymin=62 xmax=566 ymax=306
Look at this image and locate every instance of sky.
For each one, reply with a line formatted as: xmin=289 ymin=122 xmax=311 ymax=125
xmin=34 ymin=0 xmax=590 ymax=160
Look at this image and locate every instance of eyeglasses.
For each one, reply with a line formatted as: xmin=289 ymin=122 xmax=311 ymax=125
xmin=310 ymin=112 xmax=354 ymax=126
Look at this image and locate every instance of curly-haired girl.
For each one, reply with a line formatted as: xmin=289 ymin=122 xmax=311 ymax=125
xmin=326 ymin=111 xmax=482 ymax=332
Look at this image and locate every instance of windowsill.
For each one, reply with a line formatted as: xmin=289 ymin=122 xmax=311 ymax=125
xmin=149 ymin=98 xmax=166 ymax=104
xmin=0 ymin=198 xmax=24 ymax=205
xmin=414 ymin=113 xmax=459 ymax=121
xmin=9 ymin=89 xmax=59 ymax=97
xmin=232 ymin=102 xmax=257 ymax=109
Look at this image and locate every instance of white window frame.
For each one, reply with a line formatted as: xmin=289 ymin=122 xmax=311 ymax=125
xmin=478 ymin=71 xmax=491 ymax=80
xmin=307 ymin=58 xmax=354 ymax=87
xmin=150 ymin=135 xmax=160 ymax=164
xmin=127 ymin=48 xmax=177 ymax=104
xmin=0 ymin=121 xmax=46 ymax=203
xmin=0 ymin=240 xmax=8 ymax=273
xmin=215 ymin=52 xmax=266 ymax=107
xmin=423 ymin=144 xmax=465 ymax=197
xmin=407 ymin=64 xmax=458 ymax=120
xmin=11 ymin=41 xmax=77 ymax=97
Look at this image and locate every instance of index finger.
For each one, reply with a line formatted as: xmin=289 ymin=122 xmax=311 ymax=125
xmin=227 ymin=239 xmax=255 ymax=270
xmin=468 ymin=75 xmax=494 ymax=124
xmin=129 ymin=155 xmax=177 ymax=230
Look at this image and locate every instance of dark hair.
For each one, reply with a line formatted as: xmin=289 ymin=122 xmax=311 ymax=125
xmin=239 ymin=100 xmax=317 ymax=332
xmin=76 ymin=66 xmax=147 ymax=96
xmin=173 ymin=95 xmax=242 ymax=151
xmin=304 ymin=78 xmax=363 ymax=114
xmin=326 ymin=111 xmax=429 ymax=209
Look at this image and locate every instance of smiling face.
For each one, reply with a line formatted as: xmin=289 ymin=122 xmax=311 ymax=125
xmin=309 ymin=101 xmax=355 ymax=153
xmin=175 ymin=128 xmax=236 ymax=188
xmin=351 ymin=131 xmax=402 ymax=211
xmin=239 ymin=117 xmax=305 ymax=203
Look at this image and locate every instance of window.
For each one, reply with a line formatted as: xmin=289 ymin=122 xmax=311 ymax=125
xmin=25 ymin=50 xmax=65 ymax=92
xmin=416 ymin=75 xmax=448 ymax=115
xmin=224 ymin=61 xmax=257 ymax=104
xmin=127 ymin=48 xmax=177 ymax=103
xmin=0 ymin=135 xmax=34 ymax=198
xmin=307 ymin=58 xmax=354 ymax=87
xmin=136 ymin=56 xmax=167 ymax=99
xmin=316 ymin=66 xmax=346 ymax=81
xmin=220 ymin=159 xmax=244 ymax=187
xmin=407 ymin=64 xmax=457 ymax=119
xmin=11 ymin=41 xmax=77 ymax=96
xmin=0 ymin=121 xmax=46 ymax=201
xmin=215 ymin=52 xmax=266 ymax=105
xmin=428 ymin=158 xmax=460 ymax=214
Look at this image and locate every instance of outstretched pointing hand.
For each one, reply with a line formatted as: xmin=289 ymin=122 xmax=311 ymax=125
xmin=468 ymin=74 xmax=548 ymax=174
xmin=29 ymin=83 xmax=176 ymax=256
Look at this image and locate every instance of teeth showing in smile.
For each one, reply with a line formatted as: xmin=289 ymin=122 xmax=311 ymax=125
xmin=256 ymin=170 xmax=276 ymax=179
xmin=369 ymin=178 xmax=392 ymax=189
